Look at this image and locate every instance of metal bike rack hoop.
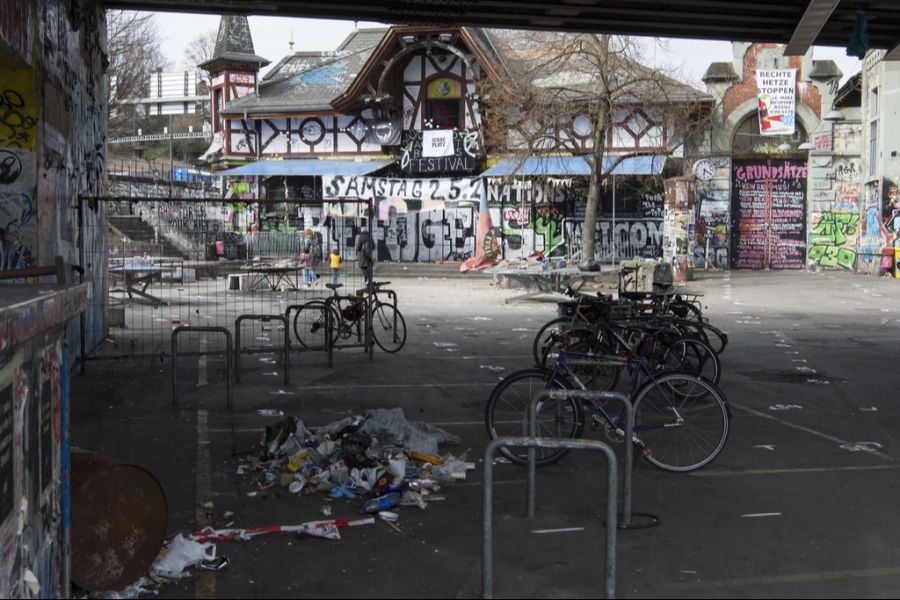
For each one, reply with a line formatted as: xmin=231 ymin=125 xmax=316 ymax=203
xmin=483 ymin=436 xmax=618 ymax=599
xmin=234 ymin=314 xmax=290 ymax=385
xmin=171 ymin=325 xmax=233 ymax=408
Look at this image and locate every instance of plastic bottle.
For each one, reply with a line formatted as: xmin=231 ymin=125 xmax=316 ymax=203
xmin=360 ymin=492 xmax=401 ymax=514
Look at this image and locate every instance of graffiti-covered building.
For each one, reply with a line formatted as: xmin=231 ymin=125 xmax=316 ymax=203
xmin=859 ymin=50 xmax=900 ymax=277
xmin=698 ymin=42 xmax=850 ymax=271
xmin=197 ymin=16 xmax=708 ymax=264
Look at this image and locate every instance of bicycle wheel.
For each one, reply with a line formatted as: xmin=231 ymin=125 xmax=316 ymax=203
xmin=292 ymin=301 xmax=338 ymax=349
xmin=532 ymin=316 xmax=586 ymax=367
xmin=485 ymin=368 xmax=583 ymax=466
xmin=539 ymin=325 xmax=597 ymax=369
xmin=371 ymin=302 xmax=407 ymax=353
xmin=633 ymin=371 xmax=730 ymax=472
xmin=695 ymin=321 xmax=729 ymax=355
xmin=669 ymin=299 xmax=703 ymax=321
xmin=660 ymin=337 xmax=721 ymax=384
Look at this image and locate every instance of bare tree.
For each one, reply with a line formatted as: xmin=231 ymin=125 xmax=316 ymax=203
xmin=106 ymin=11 xmax=169 ymax=136
xmin=480 ymin=32 xmax=712 ymax=261
xmin=184 ymin=29 xmax=218 ymax=78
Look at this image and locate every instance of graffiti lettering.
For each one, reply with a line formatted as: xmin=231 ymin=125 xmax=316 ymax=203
xmin=811 ymin=212 xmax=858 ymax=246
xmin=0 ymin=88 xmax=37 ymax=149
xmin=0 ymin=150 xmax=22 ymax=184
xmin=808 ymin=245 xmax=856 ymax=269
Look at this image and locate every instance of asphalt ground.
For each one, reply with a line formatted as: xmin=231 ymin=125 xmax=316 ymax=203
xmin=71 ymin=268 xmax=900 ymax=598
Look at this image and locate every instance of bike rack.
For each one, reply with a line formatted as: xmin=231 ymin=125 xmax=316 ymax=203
xmin=483 ymin=436 xmax=618 ymax=599
xmin=171 ymin=326 xmax=233 ymax=408
xmin=234 ymin=314 xmax=290 ymax=385
xmin=322 ymin=295 xmax=374 ymax=368
xmin=526 ymin=385 xmax=658 ymax=529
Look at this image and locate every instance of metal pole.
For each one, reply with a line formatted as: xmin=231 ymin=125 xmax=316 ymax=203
xmin=367 ymin=200 xmax=374 ymax=360
xmin=234 ymin=318 xmax=241 ymax=384
xmin=611 ymin=174 xmax=616 ymax=266
xmin=171 ymin=329 xmax=178 ymax=406
xmin=168 ymin=114 xmax=174 ymax=199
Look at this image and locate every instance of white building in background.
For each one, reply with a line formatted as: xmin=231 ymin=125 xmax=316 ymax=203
xmin=112 ymin=70 xmax=209 ymax=117
xmin=145 ymin=70 xmax=206 ymax=115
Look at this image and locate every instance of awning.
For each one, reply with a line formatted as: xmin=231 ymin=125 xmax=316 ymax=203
xmin=219 ymin=158 xmax=394 ymax=177
xmin=480 ymin=154 xmax=666 ymax=177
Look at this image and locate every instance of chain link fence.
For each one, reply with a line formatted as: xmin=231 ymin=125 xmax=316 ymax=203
xmin=80 ymin=197 xmax=373 ymax=361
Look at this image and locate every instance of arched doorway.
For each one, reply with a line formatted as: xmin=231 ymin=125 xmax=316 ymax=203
xmin=730 ymin=115 xmax=809 ymax=269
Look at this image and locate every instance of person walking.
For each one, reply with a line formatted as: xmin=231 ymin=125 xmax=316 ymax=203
xmin=329 ymin=248 xmax=342 ymax=285
xmin=354 ymin=226 xmax=374 ymax=283
xmin=299 ymin=249 xmax=315 ymax=286
xmin=303 ymin=229 xmax=322 ymax=285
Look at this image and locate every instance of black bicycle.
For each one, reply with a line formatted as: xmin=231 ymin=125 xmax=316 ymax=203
xmin=292 ymin=281 xmax=407 ymax=353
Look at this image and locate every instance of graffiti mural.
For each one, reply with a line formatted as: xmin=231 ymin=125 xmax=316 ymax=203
xmin=858 ymin=180 xmax=886 ymax=274
xmin=731 ymin=159 xmax=808 ymax=270
xmin=808 ymin=158 xmax=861 ymax=270
xmin=0 ymin=148 xmax=35 ymax=271
xmin=694 ymin=187 xmax=730 ymax=268
xmin=0 ymin=69 xmax=37 ymax=151
xmin=809 ymin=211 xmax=859 ymax=269
xmin=564 ymin=218 xmax=663 ymax=261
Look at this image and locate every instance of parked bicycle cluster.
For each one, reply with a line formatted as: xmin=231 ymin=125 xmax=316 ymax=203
xmin=485 ymin=284 xmax=733 ymax=472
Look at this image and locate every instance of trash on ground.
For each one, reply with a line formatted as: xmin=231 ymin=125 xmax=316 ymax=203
xmin=149 ymin=534 xmax=217 ymax=579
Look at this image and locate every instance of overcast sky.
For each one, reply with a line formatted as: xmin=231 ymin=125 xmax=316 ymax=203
xmin=151 ymin=12 xmax=863 ymax=87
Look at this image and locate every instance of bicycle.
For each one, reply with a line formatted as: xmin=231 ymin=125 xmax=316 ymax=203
xmin=292 ymin=281 xmax=407 ymax=353
xmin=531 ymin=286 xmax=716 ymax=366
xmin=485 ymin=330 xmax=731 ymax=471
xmin=539 ymin=315 xmax=723 ymax=388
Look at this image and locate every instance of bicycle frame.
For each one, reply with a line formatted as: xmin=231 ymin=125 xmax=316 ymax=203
xmin=550 ymin=337 xmax=689 ymax=438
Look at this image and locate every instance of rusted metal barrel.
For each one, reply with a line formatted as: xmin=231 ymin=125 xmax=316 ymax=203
xmin=71 ymin=450 xmax=168 ymax=591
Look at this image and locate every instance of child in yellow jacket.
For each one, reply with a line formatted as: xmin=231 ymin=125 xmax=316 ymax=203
xmin=329 ymin=248 xmax=341 ymax=284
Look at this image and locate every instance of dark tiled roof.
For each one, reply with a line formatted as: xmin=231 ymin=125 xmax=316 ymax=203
xmin=221 ymin=28 xmax=388 ymax=116
xmin=200 ymin=15 xmax=270 ymax=70
xmin=702 ymin=62 xmax=738 ymax=83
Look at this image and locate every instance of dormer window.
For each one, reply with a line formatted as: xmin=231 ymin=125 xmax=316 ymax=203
xmin=426 ymin=77 xmax=462 ymax=129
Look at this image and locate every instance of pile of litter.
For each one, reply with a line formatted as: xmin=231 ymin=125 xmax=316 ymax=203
xmin=240 ymin=408 xmax=470 ymax=509
xmin=86 ymin=409 xmax=471 ymax=598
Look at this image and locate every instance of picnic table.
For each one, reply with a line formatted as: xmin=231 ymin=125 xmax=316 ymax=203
xmin=239 ymin=262 xmax=304 ymax=292
xmin=487 ymin=264 xmax=613 ymax=303
xmin=108 ymin=259 xmax=176 ymax=306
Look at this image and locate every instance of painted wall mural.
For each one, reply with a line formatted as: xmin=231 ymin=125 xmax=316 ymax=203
xmin=731 ymin=159 xmax=808 ymax=270
xmin=695 ymin=186 xmax=730 ymax=269
xmin=858 ymin=180 xmax=889 ymax=275
xmin=808 ymin=157 xmax=862 ymax=270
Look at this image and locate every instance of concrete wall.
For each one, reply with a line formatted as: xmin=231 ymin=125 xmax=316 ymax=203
xmin=0 ymin=0 xmax=108 ymax=357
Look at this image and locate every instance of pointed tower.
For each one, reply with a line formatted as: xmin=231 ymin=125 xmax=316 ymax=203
xmin=199 ymin=15 xmax=270 ymax=134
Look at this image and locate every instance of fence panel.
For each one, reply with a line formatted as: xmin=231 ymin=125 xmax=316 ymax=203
xmin=81 ymin=197 xmax=372 ymax=360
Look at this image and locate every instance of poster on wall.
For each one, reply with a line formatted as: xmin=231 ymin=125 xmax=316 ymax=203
xmin=756 ymin=69 xmax=796 ymax=136
xmin=731 ymin=159 xmax=807 ymax=270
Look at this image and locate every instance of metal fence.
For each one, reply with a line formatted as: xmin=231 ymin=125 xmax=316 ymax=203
xmin=80 ymin=197 xmax=373 ymax=361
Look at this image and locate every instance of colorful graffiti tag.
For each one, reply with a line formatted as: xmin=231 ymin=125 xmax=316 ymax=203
xmin=808 ymin=211 xmax=859 ymax=269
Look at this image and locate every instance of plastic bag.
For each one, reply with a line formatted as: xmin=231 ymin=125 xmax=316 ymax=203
xmin=150 ymin=534 xmax=216 ymax=578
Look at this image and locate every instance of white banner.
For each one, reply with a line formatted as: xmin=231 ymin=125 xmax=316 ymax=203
xmin=756 ymin=69 xmax=796 ymax=136
xmin=322 ymin=175 xmax=481 ymax=202
xmin=422 ymin=130 xmax=455 ymax=157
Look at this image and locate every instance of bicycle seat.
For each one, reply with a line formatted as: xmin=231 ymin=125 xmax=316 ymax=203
xmin=326 ymin=283 xmax=343 ymax=291
xmin=373 ymin=280 xmax=391 ymax=287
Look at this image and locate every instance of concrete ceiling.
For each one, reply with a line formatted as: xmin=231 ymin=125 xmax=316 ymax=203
xmin=105 ymin=0 xmax=900 ymax=52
